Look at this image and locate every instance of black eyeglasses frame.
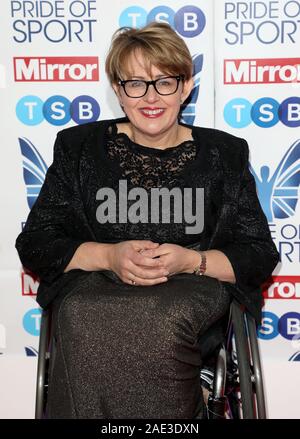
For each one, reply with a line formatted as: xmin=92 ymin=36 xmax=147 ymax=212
xmin=118 ymin=75 xmax=184 ymax=98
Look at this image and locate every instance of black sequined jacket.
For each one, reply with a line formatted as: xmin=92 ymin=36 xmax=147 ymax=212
xmin=15 ymin=117 xmax=279 ymax=322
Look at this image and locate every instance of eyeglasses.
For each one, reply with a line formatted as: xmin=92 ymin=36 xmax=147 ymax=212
xmin=118 ymin=75 xmax=184 ymax=98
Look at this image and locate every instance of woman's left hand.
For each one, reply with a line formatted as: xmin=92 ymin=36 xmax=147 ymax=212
xmin=140 ymin=243 xmax=200 ymax=277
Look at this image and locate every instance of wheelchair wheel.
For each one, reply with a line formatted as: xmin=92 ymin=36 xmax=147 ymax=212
xmin=227 ymin=301 xmax=266 ymax=419
xmin=35 ymin=308 xmax=51 ymax=419
xmin=246 ymin=308 xmax=266 ymax=419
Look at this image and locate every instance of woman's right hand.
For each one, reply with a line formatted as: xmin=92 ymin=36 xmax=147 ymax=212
xmin=107 ymin=240 xmax=170 ymax=286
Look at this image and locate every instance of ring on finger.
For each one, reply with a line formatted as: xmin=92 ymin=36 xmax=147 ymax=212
xmin=130 ymin=275 xmax=136 ymax=285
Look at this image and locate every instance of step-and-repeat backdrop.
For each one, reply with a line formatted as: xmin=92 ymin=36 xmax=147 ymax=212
xmin=0 ymin=0 xmax=299 ymax=418
xmin=215 ymin=0 xmax=300 ymax=418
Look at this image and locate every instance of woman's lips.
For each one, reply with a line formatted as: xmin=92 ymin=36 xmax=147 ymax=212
xmin=139 ymin=108 xmax=165 ymax=118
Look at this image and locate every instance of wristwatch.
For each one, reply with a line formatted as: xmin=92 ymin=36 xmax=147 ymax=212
xmin=193 ymin=251 xmax=207 ymax=276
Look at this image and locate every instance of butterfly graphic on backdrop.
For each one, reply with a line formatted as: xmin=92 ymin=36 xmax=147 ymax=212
xmin=25 ymin=346 xmax=38 ymax=357
xmin=250 ymin=140 xmax=300 ymax=222
xmin=18 ymin=137 xmax=48 ymax=209
xmin=181 ymin=53 xmax=203 ymax=126
xmin=289 ymin=351 xmax=300 ymax=362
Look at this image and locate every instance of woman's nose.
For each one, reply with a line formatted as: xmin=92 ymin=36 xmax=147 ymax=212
xmin=143 ymin=83 xmax=160 ymax=102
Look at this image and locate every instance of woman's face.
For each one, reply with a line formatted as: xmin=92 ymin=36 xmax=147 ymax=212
xmin=113 ymin=50 xmax=193 ymax=146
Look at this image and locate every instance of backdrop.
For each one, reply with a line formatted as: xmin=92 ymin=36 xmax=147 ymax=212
xmin=0 ymin=0 xmax=299 ymax=418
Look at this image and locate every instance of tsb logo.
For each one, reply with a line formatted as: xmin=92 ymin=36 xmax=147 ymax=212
xmin=23 ymin=308 xmax=42 ymax=336
xmin=16 ymin=95 xmax=100 ymax=126
xmin=119 ymin=6 xmax=206 ymax=37
xmin=258 ymin=311 xmax=300 ymax=340
xmin=14 ymin=57 xmax=99 ymax=82
xmin=224 ymin=96 xmax=300 ymax=128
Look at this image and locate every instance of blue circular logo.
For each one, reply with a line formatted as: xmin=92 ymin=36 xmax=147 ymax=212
xmin=23 ymin=308 xmax=42 ymax=336
xmin=147 ymin=6 xmax=175 ymax=27
xmin=257 ymin=311 xmax=279 ymax=340
xmin=71 ymin=95 xmax=100 ymax=124
xmin=119 ymin=6 xmax=147 ymax=28
xmin=279 ymin=97 xmax=300 ymax=127
xmin=279 ymin=312 xmax=300 ymax=340
xmin=43 ymin=95 xmax=71 ymax=126
xmin=16 ymin=95 xmax=44 ymax=126
xmin=16 ymin=95 xmax=100 ymax=126
xmin=174 ymin=6 xmax=206 ymax=38
xmin=251 ymin=97 xmax=279 ymax=128
xmin=119 ymin=6 xmax=206 ymax=37
xmin=223 ymin=98 xmax=252 ymax=128
xmin=224 ymin=96 xmax=300 ymax=128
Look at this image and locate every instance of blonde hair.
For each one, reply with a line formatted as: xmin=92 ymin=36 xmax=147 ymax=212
xmin=105 ymin=22 xmax=193 ymax=84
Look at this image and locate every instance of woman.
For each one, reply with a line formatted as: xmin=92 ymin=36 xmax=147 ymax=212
xmin=16 ymin=22 xmax=279 ymax=419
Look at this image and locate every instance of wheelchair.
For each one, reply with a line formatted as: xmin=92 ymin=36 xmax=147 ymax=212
xmin=35 ymin=299 xmax=266 ymax=419
xmin=201 ymin=300 xmax=266 ymax=419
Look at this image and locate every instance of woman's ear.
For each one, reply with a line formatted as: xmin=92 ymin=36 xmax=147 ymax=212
xmin=181 ymin=77 xmax=194 ymax=104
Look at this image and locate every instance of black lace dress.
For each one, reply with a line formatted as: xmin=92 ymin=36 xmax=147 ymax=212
xmin=45 ymin=123 xmax=231 ymax=419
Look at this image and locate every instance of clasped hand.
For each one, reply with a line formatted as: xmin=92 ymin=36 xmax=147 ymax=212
xmin=109 ymin=240 xmax=195 ymax=286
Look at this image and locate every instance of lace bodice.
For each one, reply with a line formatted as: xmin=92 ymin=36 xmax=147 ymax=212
xmin=106 ymin=123 xmax=198 ymax=189
xmin=80 ymin=122 xmax=205 ymax=246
